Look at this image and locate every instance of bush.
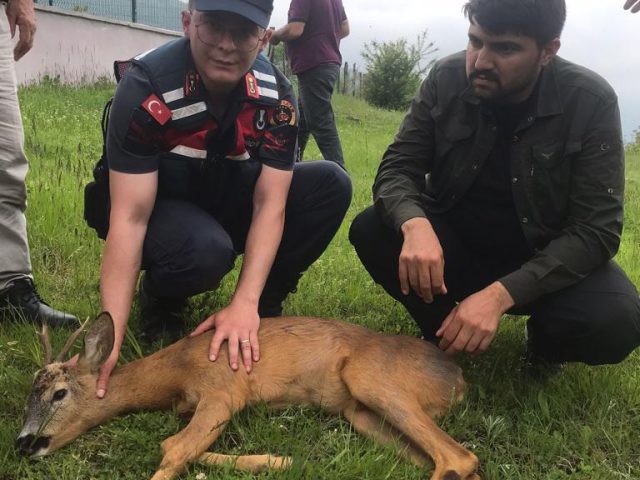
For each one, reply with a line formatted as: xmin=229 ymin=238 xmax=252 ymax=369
xmin=361 ymin=30 xmax=437 ymax=111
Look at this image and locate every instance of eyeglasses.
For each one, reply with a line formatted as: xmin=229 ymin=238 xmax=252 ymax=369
xmin=193 ymin=17 xmax=265 ymax=53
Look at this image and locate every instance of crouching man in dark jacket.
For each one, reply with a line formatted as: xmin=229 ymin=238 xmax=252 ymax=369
xmin=350 ymin=0 xmax=640 ymax=375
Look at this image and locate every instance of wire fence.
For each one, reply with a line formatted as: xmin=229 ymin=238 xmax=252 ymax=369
xmin=268 ymin=44 xmax=364 ymax=98
xmin=35 ymin=0 xmax=184 ymax=31
xmin=36 ymin=2 xmax=365 ymax=96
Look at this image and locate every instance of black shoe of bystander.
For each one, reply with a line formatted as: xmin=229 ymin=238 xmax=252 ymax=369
xmin=0 ymin=278 xmax=78 ymax=328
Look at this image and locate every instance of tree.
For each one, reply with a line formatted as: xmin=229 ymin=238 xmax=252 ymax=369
xmin=361 ymin=30 xmax=438 ymax=111
xmin=627 ymin=126 xmax=640 ymax=154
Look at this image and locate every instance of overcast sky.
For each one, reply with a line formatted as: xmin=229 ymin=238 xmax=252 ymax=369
xmin=269 ymin=0 xmax=639 ymax=142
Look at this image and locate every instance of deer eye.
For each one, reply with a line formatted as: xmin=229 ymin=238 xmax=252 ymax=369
xmin=52 ymin=389 xmax=67 ymax=402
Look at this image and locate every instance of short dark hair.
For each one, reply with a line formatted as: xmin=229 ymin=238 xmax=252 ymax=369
xmin=463 ymin=0 xmax=566 ymax=46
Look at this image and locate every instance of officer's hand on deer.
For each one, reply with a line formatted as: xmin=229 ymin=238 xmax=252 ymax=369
xmin=191 ymin=300 xmax=261 ymax=373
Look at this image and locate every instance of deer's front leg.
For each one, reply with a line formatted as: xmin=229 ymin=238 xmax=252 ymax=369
xmin=150 ymin=398 xmax=238 ymax=480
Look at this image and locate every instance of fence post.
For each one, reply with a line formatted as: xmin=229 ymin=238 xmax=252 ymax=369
xmin=342 ymin=62 xmax=349 ymax=95
xmin=131 ymin=0 xmax=137 ymax=23
xmin=352 ymin=63 xmax=357 ymax=96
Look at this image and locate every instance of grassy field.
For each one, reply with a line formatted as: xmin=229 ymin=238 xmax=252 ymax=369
xmin=1 ymin=83 xmax=639 ymax=480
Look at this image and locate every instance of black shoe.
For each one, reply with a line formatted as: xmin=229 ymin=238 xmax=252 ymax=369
xmin=258 ymin=273 xmax=302 ymax=318
xmin=138 ymin=279 xmax=186 ymax=343
xmin=0 ymin=278 xmax=78 ymax=328
xmin=522 ymin=338 xmax=565 ymax=383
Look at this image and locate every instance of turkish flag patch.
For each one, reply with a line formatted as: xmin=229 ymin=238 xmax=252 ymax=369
xmin=141 ymin=94 xmax=172 ymax=125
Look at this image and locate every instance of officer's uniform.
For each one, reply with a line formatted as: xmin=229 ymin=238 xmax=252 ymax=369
xmin=103 ymin=38 xmax=352 ymax=314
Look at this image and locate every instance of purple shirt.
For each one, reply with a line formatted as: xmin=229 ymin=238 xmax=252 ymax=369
xmin=285 ymin=0 xmax=347 ymax=74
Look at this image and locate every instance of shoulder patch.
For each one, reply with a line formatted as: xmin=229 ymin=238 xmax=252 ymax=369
xmin=245 ymin=73 xmax=260 ymax=99
xmin=270 ymin=99 xmax=296 ymax=126
xmin=141 ymin=94 xmax=172 ymax=125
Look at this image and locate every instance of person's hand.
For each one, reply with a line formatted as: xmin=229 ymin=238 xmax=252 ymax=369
xmin=399 ymin=217 xmax=447 ymax=303
xmin=6 ymin=0 xmax=37 ymax=61
xmin=624 ymin=0 xmax=640 ymax=13
xmin=95 ymin=346 xmax=120 ymax=398
xmin=190 ymin=300 xmax=260 ymax=372
xmin=436 ymin=282 xmax=514 ymax=355
xmin=269 ymin=28 xmax=281 ymax=46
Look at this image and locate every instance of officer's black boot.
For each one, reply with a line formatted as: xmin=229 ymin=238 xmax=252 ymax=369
xmin=138 ymin=276 xmax=187 ymax=343
xmin=0 ymin=278 xmax=78 ymax=328
xmin=258 ymin=273 xmax=302 ymax=318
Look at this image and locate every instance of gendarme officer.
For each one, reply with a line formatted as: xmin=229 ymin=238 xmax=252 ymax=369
xmin=88 ymin=0 xmax=351 ymax=398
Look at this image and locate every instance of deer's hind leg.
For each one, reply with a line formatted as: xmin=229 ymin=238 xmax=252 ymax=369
xmin=150 ymin=398 xmax=236 ymax=480
xmin=341 ymin=366 xmax=479 ymax=480
xmin=341 ymin=399 xmax=430 ymax=466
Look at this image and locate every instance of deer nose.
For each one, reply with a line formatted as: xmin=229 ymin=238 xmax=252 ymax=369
xmin=16 ymin=434 xmax=50 ymax=456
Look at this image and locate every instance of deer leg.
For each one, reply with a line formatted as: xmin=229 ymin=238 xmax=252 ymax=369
xmin=198 ymin=453 xmax=292 ymax=472
xmin=341 ymin=370 xmax=479 ymax=480
xmin=369 ymin=403 xmax=478 ymax=480
xmin=341 ymin=400 xmax=430 ymax=466
xmin=150 ymin=400 xmax=234 ymax=480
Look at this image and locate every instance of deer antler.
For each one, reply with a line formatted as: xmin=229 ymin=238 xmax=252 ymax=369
xmin=37 ymin=323 xmax=53 ymax=366
xmin=55 ymin=317 xmax=91 ymax=363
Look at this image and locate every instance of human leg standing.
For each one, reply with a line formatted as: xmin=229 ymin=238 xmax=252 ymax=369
xmin=296 ymin=95 xmax=310 ymax=162
xmin=0 ymin=8 xmax=76 ymax=326
xmin=297 ymin=64 xmax=345 ymax=168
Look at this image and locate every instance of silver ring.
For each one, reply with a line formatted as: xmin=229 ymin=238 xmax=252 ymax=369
xmin=240 ymin=339 xmax=250 ymax=344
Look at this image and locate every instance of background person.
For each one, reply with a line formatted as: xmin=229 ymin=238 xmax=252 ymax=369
xmin=92 ymin=0 xmax=351 ymax=398
xmin=349 ymin=0 xmax=640 ymax=376
xmin=0 ymin=0 xmax=77 ymax=327
xmin=270 ymin=0 xmax=349 ymax=169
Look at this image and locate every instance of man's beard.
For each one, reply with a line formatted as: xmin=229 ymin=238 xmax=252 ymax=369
xmin=468 ymin=69 xmax=538 ymax=105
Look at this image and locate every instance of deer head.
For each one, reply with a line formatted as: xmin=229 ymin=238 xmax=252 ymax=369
xmin=16 ymin=312 xmax=114 ymax=457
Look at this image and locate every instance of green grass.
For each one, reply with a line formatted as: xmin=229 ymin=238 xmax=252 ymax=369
xmin=1 ymin=83 xmax=639 ymax=479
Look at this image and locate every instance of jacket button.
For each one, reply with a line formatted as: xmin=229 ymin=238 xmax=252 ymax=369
xmin=451 ymin=194 xmax=457 ymax=200
xmin=491 ymin=126 xmax=497 ymax=132
xmin=521 ymin=217 xmax=529 ymax=224
xmin=527 ymin=116 xmax=534 ymax=123
xmin=512 ymin=135 xmax=520 ymax=143
xmin=512 ymin=177 xmax=518 ymax=184
xmin=472 ymin=164 xmax=479 ymax=170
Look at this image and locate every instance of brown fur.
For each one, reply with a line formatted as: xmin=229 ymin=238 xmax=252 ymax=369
xmin=20 ymin=314 xmax=480 ymax=480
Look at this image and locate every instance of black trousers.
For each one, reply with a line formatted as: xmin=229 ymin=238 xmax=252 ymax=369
xmin=141 ymin=161 xmax=352 ymax=315
xmin=349 ymin=206 xmax=640 ymax=365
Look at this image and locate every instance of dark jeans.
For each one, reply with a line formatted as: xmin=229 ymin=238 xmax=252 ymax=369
xmin=141 ymin=161 xmax=352 ymax=315
xmin=349 ymin=206 xmax=640 ymax=365
xmin=297 ymin=63 xmax=345 ymax=168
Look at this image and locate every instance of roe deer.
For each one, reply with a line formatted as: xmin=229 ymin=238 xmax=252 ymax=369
xmin=17 ymin=312 xmax=480 ymax=480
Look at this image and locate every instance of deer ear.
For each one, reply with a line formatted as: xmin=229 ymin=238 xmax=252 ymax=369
xmin=78 ymin=312 xmax=115 ymax=373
